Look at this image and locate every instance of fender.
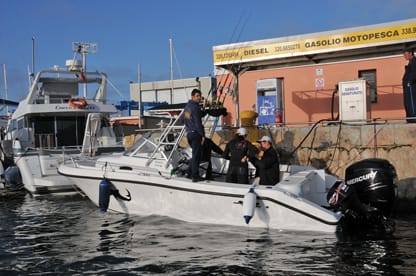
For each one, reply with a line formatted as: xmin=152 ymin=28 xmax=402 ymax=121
xmin=98 ymin=178 xmax=131 ymax=212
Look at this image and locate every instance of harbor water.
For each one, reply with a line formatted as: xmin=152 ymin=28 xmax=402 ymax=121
xmin=1 ymin=192 xmax=415 ymax=275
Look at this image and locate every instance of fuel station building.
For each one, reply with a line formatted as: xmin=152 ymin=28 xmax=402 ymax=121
xmin=213 ymin=18 xmax=416 ymax=127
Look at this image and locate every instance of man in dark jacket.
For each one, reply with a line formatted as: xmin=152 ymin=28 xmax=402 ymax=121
xmin=223 ymin=128 xmax=259 ymax=184
xmin=184 ymin=89 xmax=206 ymax=182
xmin=250 ymin=135 xmax=280 ymax=185
xmin=402 ymin=47 xmax=416 ymax=123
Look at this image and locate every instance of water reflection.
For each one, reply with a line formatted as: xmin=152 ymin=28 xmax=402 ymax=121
xmin=335 ymin=239 xmax=399 ymax=275
xmin=97 ymin=215 xmax=135 ymax=253
xmin=240 ymin=230 xmax=275 ymax=275
xmin=334 ymin=218 xmax=416 ymax=276
xmin=0 ymin=194 xmax=415 ymax=275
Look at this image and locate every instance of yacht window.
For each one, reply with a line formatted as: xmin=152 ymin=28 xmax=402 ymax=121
xmin=8 ymin=119 xmax=17 ymax=131
xmin=56 ymin=117 xmax=85 ymax=146
xmin=30 ymin=116 xmax=86 ymax=148
xmin=17 ymin=118 xmax=24 ymax=129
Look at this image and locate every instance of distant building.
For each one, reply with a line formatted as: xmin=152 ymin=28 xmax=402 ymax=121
xmin=0 ymin=98 xmax=19 ymax=128
xmin=129 ymin=76 xmax=216 ymax=116
xmin=213 ymin=18 xmax=416 ymax=126
xmin=128 ymin=76 xmax=217 ymax=130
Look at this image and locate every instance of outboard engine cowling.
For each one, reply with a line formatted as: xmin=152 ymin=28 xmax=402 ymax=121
xmin=327 ymin=158 xmax=397 ymax=235
xmin=344 ymin=158 xmax=396 ymax=217
xmin=3 ymin=166 xmax=24 ymax=191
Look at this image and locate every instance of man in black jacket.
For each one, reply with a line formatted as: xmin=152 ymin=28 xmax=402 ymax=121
xmin=223 ymin=128 xmax=258 ymax=184
xmin=251 ymin=136 xmax=280 ymax=185
xmin=402 ymin=47 xmax=416 ymax=123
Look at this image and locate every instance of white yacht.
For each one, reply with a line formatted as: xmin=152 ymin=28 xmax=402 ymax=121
xmin=1 ymin=42 xmax=124 ymax=195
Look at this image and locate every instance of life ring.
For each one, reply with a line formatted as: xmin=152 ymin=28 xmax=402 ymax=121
xmin=69 ymin=98 xmax=88 ymax=109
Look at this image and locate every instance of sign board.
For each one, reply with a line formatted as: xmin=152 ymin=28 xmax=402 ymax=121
xmin=213 ymin=19 xmax=416 ymax=65
xmin=257 ymin=95 xmax=277 ymax=124
xmin=338 ymin=79 xmax=370 ymax=122
xmin=315 ymin=78 xmax=324 ymax=90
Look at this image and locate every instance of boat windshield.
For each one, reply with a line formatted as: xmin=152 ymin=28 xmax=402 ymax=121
xmin=123 ymin=131 xmax=160 ymax=157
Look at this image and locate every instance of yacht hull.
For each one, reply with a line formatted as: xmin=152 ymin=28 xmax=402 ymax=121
xmin=14 ymin=150 xmax=80 ymax=196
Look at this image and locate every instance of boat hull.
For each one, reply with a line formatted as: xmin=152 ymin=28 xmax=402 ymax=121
xmin=58 ymin=164 xmax=341 ymax=233
xmin=14 ymin=150 xmax=80 ymax=196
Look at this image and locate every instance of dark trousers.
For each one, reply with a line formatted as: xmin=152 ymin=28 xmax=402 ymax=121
xmin=187 ymin=132 xmax=202 ymax=178
xmin=205 ymin=160 xmax=213 ymax=179
xmin=226 ymin=166 xmax=249 ymax=184
xmin=403 ymin=85 xmax=416 ymax=123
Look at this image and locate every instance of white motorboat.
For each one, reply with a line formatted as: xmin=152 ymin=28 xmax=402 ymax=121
xmin=58 ymin=109 xmax=397 ymax=233
xmin=1 ymin=42 xmax=124 ymax=195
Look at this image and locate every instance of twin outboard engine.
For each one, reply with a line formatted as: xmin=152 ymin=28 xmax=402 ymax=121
xmin=2 ymin=165 xmax=24 ymax=191
xmin=327 ymin=158 xmax=397 ymax=234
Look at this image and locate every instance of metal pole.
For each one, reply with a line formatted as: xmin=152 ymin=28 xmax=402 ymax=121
xmin=138 ymin=64 xmax=142 ymax=128
xmin=82 ymin=46 xmax=87 ymax=98
xmin=169 ymin=38 xmax=174 ymax=104
xmin=31 ymin=37 xmax=35 ymax=80
xmin=2 ymin=64 xmax=9 ymax=114
xmin=233 ymin=66 xmax=240 ymax=127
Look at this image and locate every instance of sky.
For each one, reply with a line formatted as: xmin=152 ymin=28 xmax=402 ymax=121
xmin=0 ymin=0 xmax=415 ymax=105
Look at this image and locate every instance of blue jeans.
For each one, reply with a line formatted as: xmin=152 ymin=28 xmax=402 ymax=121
xmin=187 ymin=132 xmax=202 ymax=178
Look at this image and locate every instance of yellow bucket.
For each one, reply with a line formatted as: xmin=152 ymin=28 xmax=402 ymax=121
xmin=240 ymin=110 xmax=258 ymax=143
xmin=240 ymin=110 xmax=258 ymax=127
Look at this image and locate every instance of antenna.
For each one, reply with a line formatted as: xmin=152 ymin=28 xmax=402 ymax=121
xmin=30 ymin=37 xmax=35 ymax=84
xmin=169 ymin=38 xmax=174 ymax=104
xmin=72 ymin=42 xmax=97 ymax=71
xmin=71 ymin=42 xmax=98 ymax=98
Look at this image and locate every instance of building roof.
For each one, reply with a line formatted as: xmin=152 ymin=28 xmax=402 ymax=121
xmin=213 ymin=18 xmax=416 ymax=72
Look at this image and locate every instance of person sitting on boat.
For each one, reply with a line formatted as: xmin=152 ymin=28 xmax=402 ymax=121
xmin=223 ymin=128 xmax=258 ymax=184
xmin=250 ymin=135 xmax=280 ymax=185
xmin=201 ymin=137 xmax=224 ymax=180
xmin=184 ymin=88 xmax=206 ymax=182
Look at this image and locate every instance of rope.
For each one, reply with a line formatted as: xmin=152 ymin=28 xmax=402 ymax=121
xmin=107 ymin=78 xmax=128 ymax=100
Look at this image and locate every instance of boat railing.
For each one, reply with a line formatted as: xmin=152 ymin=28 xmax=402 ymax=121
xmin=28 ymin=69 xmax=107 ymax=105
xmin=145 ymin=109 xmax=186 ymax=168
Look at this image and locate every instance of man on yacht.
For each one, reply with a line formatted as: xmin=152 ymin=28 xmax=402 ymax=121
xmin=184 ymin=89 xmax=206 ymax=182
xmin=250 ymin=135 xmax=280 ymax=185
xmin=223 ymin=128 xmax=258 ymax=184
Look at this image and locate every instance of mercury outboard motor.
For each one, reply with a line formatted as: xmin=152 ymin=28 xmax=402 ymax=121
xmin=3 ymin=165 xmax=24 ymax=191
xmin=327 ymin=158 xmax=397 ymax=234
